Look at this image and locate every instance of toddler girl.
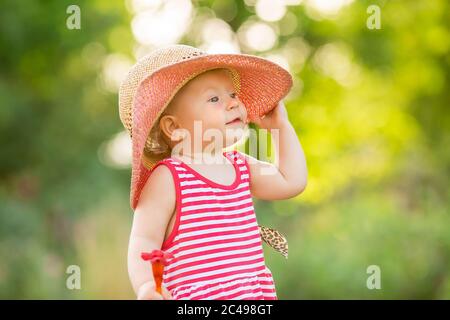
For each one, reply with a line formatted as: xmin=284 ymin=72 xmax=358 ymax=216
xmin=119 ymin=45 xmax=307 ymax=300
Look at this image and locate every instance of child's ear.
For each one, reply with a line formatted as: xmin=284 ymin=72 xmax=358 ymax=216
xmin=159 ymin=115 xmax=182 ymax=142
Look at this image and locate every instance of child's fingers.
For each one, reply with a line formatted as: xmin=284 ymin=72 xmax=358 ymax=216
xmin=161 ymin=286 xmax=174 ymax=300
xmin=137 ymin=281 xmax=164 ymax=300
xmin=250 ymin=115 xmax=262 ymax=126
xmin=137 ymin=290 xmax=163 ymax=300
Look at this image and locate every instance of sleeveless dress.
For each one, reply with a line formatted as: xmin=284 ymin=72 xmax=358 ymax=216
xmin=150 ymin=150 xmax=277 ymax=300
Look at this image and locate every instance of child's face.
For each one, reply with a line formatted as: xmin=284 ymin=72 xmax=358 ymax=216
xmin=166 ymin=69 xmax=248 ymax=150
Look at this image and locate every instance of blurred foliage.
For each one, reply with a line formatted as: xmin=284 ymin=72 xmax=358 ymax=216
xmin=0 ymin=0 xmax=449 ymax=299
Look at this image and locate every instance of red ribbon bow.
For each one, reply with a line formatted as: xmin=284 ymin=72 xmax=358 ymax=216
xmin=141 ymin=249 xmax=174 ymax=266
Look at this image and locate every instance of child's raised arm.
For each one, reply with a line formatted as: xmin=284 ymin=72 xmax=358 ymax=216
xmin=245 ymin=101 xmax=308 ymax=200
xmin=127 ymin=165 xmax=175 ymax=300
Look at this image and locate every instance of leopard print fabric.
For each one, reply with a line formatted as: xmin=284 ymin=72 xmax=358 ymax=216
xmin=258 ymin=225 xmax=289 ymax=259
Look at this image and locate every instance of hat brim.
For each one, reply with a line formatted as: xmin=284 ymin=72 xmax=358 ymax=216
xmin=130 ymin=53 xmax=293 ymax=210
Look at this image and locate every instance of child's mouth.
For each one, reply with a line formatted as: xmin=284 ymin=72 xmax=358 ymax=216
xmin=226 ymin=118 xmax=242 ymax=125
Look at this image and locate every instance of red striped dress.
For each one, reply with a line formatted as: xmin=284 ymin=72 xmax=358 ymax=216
xmin=150 ymin=150 xmax=277 ymax=300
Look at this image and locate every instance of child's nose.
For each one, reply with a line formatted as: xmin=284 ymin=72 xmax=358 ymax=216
xmin=225 ymin=98 xmax=239 ymax=110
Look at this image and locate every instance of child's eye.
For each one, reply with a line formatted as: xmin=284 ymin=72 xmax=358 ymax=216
xmin=208 ymin=93 xmax=237 ymax=103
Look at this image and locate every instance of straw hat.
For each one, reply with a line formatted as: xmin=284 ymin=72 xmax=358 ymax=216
xmin=118 ymin=44 xmax=292 ymax=211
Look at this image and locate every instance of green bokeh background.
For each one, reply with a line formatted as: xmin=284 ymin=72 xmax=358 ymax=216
xmin=0 ymin=0 xmax=449 ymax=299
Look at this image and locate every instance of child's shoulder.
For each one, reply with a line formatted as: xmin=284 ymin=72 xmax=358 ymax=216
xmin=136 ymin=162 xmax=176 ymax=210
xmin=134 ymin=163 xmax=176 ymax=229
xmin=148 ymin=157 xmax=181 ymax=183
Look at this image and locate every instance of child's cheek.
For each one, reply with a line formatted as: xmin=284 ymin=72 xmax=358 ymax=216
xmin=206 ymin=104 xmax=226 ymax=124
xmin=214 ymin=102 xmax=224 ymax=108
xmin=207 ymin=102 xmax=225 ymax=110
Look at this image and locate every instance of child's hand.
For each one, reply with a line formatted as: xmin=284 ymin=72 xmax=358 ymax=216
xmin=137 ymin=281 xmax=173 ymax=300
xmin=250 ymin=100 xmax=290 ymax=130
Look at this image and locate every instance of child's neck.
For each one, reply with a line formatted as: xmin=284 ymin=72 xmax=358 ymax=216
xmin=173 ymin=150 xmax=227 ymax=165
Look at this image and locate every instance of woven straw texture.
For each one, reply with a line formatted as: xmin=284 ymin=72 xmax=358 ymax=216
xmin=118 ymin=44 xmax=293 ymax=210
